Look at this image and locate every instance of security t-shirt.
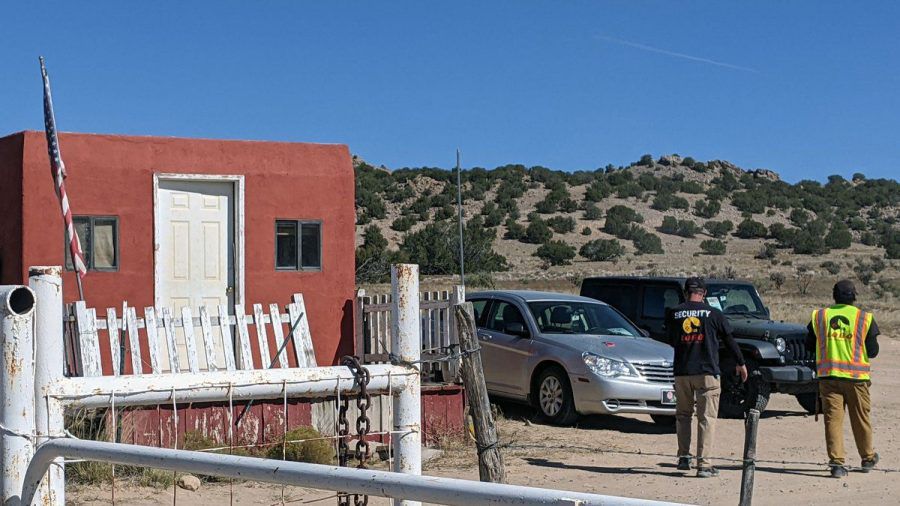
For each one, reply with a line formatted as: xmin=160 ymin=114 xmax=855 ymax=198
xmin=665 ymin=301 xmax=745 ymax=376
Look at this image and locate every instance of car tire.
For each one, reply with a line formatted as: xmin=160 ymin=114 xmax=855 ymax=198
xmin=534 ymin=367 xmax=578 ymax=426
xmin=795 ymin=392 xmax=818 ymax=414
xmin=651 ymin=415 xmax=676 ymax=426
xmin=718 ymin=359 xmax=770 ymax=419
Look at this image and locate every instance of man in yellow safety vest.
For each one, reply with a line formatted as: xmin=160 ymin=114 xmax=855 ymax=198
xmin=807 ymin=279 xmax=881 ymax=478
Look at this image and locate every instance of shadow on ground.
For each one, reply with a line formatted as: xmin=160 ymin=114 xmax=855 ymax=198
xmin=494 ymin=397 xmax=810 ymax=431
xmin=526 ymin=458 xmax=831 ymax=479
xmin=493 ymin=399 xmax=675 ymax=435
xmin=760 ymin=409 xmax=811 ymax=420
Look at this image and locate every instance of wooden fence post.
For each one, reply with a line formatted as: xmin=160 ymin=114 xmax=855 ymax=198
xmin=444 ymin=285 xmax=465 ymax=383
xmin=739 ymin=408 xmax=760 ymax=506
xmin=453 ymin=302 xmax=505 ymax=483
xmin=355 ymin=289 xmax=366 ymax=360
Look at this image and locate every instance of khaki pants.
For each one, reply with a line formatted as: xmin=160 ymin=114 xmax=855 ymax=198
xmin=675 ymin=375 xmax=720 ymax=467
xmin=819 ymin=378 xmax=875 ymax=465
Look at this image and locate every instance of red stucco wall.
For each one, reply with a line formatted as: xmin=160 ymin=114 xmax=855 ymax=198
xmin=12 ymin=130 xmax=355 ymax=367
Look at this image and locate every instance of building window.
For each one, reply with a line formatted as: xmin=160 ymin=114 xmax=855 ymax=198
xmin=275 ymin=220 xmax=321 ymax=270
xmin=65 ymin=216 xmax=119 ymax=271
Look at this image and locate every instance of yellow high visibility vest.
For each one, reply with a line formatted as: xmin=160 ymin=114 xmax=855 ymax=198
xmin=810 ymin=304 xmax=873 ymax=380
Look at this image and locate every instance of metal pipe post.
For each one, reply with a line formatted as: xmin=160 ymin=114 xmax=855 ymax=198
xmin=23 ymin=440 xmax=692 ymax=506
xmin=739 ymin=408 xmax=760 ymax=506
xmin=29 ymin=267 xmax=66 ymax=506
xmin=391 ymin=264 xmax=422 ymax=506
xmin=0 ymin=285 xmax=37 ymax=503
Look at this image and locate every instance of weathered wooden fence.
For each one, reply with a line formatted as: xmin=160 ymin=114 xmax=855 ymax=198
xmin=356 ymin=286 xmax=464 ymax=383
xmin=65 ymin=294 xmax=316 ymax=378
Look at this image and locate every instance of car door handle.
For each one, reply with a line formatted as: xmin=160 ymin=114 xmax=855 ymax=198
xmin=477 ymin=332 xmax=491 ymax=341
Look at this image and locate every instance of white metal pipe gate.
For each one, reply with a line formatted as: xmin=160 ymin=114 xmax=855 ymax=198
xmin=1 ymin=264 xmax=690 ymax=506
xmin=3 ymin=264 xmax=422 ymax=506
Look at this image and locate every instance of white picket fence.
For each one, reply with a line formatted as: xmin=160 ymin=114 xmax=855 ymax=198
xmin=66 ymin=295 xmax=316 ymax=377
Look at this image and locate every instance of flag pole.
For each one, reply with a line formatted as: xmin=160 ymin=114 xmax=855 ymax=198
xmin=40 ymin=56 xmax=86 ymax=301
xmin=456 ymin=149 xmax=465 ymax=286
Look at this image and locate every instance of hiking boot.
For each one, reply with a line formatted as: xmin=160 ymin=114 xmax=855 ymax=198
xmin=861 ymin=453 xmax=880 ymax=473
xmin=830 ymin=465 xmax=848 ymax=478
xmin=696 ymin=467 xmax=720 ymax=478
xmin=677 ymin=456 xmax=692 ymax=471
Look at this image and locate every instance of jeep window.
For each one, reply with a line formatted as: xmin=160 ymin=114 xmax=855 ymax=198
xmin=528 ymin=301 xmax=643 ymax=337
xmin=581 ymin=284 xmax=638 ymax=320
xmin=642 ymin=286 xmax=681 ymax=319
xmin=706 ymin=284 xmax=766 ymax=317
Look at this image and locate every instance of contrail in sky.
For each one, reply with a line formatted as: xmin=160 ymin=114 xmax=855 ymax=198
xmin=595 ymin=34 xmax=758 ymax=73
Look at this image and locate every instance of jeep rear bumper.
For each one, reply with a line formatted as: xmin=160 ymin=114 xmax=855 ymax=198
xmin=759 ymin=365 xmax=815 ymax=384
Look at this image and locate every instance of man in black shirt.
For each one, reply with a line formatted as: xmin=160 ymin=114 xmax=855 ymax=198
xmin=666 ymin=277 xmax=748 ymax=477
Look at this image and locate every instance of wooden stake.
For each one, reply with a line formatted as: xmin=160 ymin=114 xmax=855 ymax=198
xmin=739 ymin=408 xmax=760 ymax=506
xmin=453 ymin=302 xmax=505 ymax=483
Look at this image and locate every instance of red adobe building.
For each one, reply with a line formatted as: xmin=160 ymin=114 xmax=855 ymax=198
xmin=0 ymin=130 xmax=463 ymax=447
xmin=0 ymin=130 xmax=356 ymax=369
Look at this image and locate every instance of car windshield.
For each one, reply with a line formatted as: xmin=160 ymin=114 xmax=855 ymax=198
xmin=527 ymin=301 xmax=644 ymax=337
xmin=705 ymin=284 xmax=767 ymax=318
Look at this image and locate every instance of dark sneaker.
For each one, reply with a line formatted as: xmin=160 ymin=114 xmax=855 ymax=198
xmin=830 ymin=465 xmax=848 ymax=478
xmin=696 ymin=467 xmax=720 ymax=478
xmin=677 ymin=456 xmax=692 ymax=471
xmin=861 ymin=453 xmax=880 ymax=473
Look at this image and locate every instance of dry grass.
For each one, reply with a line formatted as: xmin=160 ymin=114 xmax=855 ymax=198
xmin=65 ymin=409 xmax=177 ymax=489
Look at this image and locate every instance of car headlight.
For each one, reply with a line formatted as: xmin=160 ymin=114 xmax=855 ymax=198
xmin=774 ymin=337 xmax=786 ymax=353
xmin=582 ymin=352 xmax=636 ymax=378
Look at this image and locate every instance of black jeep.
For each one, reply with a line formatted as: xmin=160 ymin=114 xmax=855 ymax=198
xmin=580 ymin=276 xmax=816 ymax=418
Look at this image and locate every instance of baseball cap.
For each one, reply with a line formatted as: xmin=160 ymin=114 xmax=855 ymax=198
xmin=833 ymin=279 xmax=857 ymax=303
xmin=684 ymin=277 xmax=706 ymax=294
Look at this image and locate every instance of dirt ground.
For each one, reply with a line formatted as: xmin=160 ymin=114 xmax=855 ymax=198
xmin=71 ymin=346 xmax=900 ymax=506
xmin=68 ymin=283 xmax=898 ymax=505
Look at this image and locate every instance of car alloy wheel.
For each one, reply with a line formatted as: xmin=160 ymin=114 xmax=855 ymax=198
xmin=534 ymin=366 xmax=578 ymax=425
xmin=539 ymin=376 xmax=564 ymax=416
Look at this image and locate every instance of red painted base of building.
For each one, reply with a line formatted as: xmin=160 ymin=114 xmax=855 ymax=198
xmin=110 ymin=385 xmax=465 ymax=450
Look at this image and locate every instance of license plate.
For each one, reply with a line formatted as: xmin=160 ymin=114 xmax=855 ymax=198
xmin=661 ymin=390 xmax=677 ymax=405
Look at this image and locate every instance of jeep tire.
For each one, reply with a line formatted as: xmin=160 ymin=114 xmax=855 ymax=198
xmin=719 ymin=359 xmax=770 ymax=419
xmin=795 ymin=392 xmax=818 ymax=414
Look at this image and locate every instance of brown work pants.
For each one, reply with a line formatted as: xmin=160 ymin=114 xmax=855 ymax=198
xmin=819 ymin=378 xmax=876 ymax=466
xmin=675 ymin=375 xmax=720 ymax=467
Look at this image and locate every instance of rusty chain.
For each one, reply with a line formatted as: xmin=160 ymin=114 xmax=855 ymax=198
xmin=337 ymin=356 xmax=371 ymax=506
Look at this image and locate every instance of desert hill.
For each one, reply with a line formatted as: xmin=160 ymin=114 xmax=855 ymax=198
xmin=353 ymin=154 xmax=899 ymax=296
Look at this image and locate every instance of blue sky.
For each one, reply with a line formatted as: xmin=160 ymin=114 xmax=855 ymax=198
xmin=3 ymin=2 xmax=898 ymax=182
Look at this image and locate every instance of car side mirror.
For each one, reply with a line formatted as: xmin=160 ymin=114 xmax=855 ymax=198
xmin=763 ymin=306 xmax=771 ymax=318
xmin=505 ymin=322 xmax=529 ymax=338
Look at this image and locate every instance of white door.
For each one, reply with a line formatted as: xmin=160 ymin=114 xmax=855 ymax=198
xmin=156 ymin=179 xmax=235 ymax=371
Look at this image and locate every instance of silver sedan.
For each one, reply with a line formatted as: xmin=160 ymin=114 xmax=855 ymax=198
xmin=468 ymin=290 xmax=676 ymax=425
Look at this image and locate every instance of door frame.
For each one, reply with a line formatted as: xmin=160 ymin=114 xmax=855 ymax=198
xmin=152 ymin=173 xmax=246 ymax=310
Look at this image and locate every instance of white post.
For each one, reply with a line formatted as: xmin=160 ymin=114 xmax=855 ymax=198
xmin=29 ymin=267 xmax=66 ymax=506
xmin=0 ymin=285 xmax=37 ymax=504
xmin=390 ymin=264 xmax=422 ymax=506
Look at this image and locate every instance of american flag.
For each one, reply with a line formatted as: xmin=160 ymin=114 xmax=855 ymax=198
xmin=40 ymin=57 xmax=87 ymax=280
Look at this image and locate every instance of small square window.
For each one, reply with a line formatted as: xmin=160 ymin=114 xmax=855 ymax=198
xmin=275 ymin=220 xmax=322 ymax=271
xmin=65 ymin=216 xmax=119 ymax=271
